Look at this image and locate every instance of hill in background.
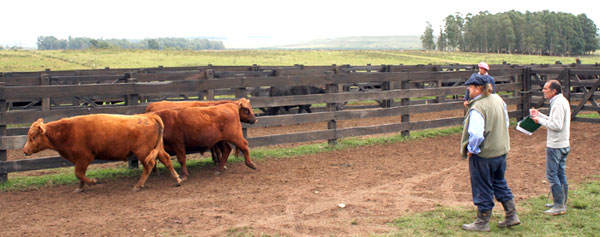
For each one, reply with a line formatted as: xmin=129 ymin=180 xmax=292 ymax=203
xmin=267 ymin=35 xmax=422 ymax=50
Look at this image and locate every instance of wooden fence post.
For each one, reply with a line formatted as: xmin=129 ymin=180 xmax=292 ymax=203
xmin=381 ymin=65 xmax=392 ymax=108
xmin=0 ymin=84 xmax=7 ymax=182
xmin=564 ymin=68 xmax=571 ymax=103
xmin=326 ymin=68 xmax=339 ymax=146
xmin=41 ymin=74 xmax=51 ymax=111
xmin=0 ymin=124 xmax=6 ymax=183
xmin=520 ymin=67 xmax=532 ymax=120
xmin=235 ymin=75 xmax=248 ymax=138
xmin=126 ymin=77 xmax=140 ymax=169
xmin=205 ymin=69 xmax=215 ymax=100
xmin=401 ymin=79 xmax=410 ymax=137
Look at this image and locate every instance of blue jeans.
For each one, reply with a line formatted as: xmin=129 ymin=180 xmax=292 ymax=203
xmin=546 ymin=147 xmax=569 ymax=188
xmin=469 ymin=154 xmax=514 ymax=212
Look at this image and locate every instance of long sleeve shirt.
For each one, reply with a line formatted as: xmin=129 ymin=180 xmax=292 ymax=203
xmin=535 ymin=94 xmax=571 ymax=148
xmin=467 ymin=95 xmax=509 ymax=154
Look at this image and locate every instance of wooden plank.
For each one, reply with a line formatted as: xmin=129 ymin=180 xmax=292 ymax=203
xmin=247 ymin=130 xmax=334 ymax=147
xmin=134 ymin=72 xmax=206 ymax=81
xmin=245 ymin=97 xmax=521 ymax=128
xmin=249 ymin=83 xmax=520 ymax=108
xmin=0 ymin=77 xmax=41 ymax=86
xmin=0 ymin=156 xmax=124 ymax=173
xmin=2 ymin=105 xmax=147 ymax=124
xmin=50 ymin=75 xmax=126 ymax=83
xmin=572 ymin=117 xmax=600 ymax=123
xmin=570 ymin=80 xmax=600 ymax=87
xmin=0 ymin=135 xmax=27 ymax=150
xmin=215 ymin=71 xmax=274 ymax=78
xmin=7 ymin=128 xmax=29 ymax=136
xmin=570 ymin=70 xmax=600 ymax=77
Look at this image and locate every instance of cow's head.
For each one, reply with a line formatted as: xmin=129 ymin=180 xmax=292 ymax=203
xmin=237 ymin=98 xmax=257 ymax=124
xmin=23 ymin=118 xmax=51 ymax=156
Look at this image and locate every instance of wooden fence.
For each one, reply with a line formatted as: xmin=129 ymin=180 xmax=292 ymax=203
xmin=0 ymin=63 xmax=598 ymax=183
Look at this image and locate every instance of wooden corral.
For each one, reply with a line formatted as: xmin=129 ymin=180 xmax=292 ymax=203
xmin=1 ymin=63 xmax=599 ymax=182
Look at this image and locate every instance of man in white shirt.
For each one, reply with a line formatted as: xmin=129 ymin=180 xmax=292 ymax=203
xmin=530 ymin=79 xmax=571 ymax=216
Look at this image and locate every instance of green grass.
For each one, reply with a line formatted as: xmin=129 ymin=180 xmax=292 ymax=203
xmin=576 ymin=113 xmax=600 ymax=119
xmin=388 ymin=177 xmax=600 ymax=236
xmin=0 ymin=125 xmax=463 ymax=192
xmin=2 ymin=49 xmax=599 ymax=72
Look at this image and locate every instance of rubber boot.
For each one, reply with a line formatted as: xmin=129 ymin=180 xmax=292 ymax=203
xmin=563 ymin=184 xmax=568 ymax=204
xmin=497 ymin=199 xmax=521 ymax=228
xmin=545 ymin=184 xmax=566 ymax=215
xmin=545 ymin=187 xmax=553 ymax=207
xmin=563 ymin=183 xmax=569 ymax=210
xmin=462 ymin=210 xmax=491 ymax=232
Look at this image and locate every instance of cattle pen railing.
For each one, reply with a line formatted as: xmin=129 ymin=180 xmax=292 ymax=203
xmin=1 ymin=63 xmax=599 ymax=183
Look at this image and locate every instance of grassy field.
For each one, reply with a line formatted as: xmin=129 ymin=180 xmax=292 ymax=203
xmin=2 ymin=49 xmax=600 ymax=72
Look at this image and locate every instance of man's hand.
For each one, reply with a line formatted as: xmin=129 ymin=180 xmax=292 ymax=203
xmin=529 ymin=107 xmax=539 ymax=117
xmin=463 ymin=100 xmax=469 ymax=108
xmin=467 ymin=151 xmax=472 ymax=159
xmin=532 ymin=116 xmax=539 ymax=124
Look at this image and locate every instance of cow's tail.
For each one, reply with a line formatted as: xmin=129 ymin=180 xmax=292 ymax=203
xmin=145 ymin=114 xmax=164 ymax=149
xmin=148 ymin=114 xmax=166 ymax=164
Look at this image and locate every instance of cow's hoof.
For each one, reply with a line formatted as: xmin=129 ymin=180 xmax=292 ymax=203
xmin=223 ymin=165 xmax=228 ymax=170
xmin=73 ymin=188 xmax=84 ymax=193
xmin=89 ymin=178 xmax=97 ymax=185
xmin=132 ymin=187 xmax=142 ymax=192
xmin=213 ymin=170 xmax=222 ymax=176
xmin=180 ymin=176 xmax=188 ymax=182
xmin=246 ymin=162 xmax=257 ymax=170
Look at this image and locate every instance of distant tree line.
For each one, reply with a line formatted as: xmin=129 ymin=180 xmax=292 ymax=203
xmin=36 ymin=36 xmax=225 ymax=50
xmin=421 ymin=10 xmax=599 ymax=56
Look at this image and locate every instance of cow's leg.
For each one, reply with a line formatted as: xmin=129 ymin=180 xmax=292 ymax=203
xmin=172 ymin=144 xmax=189 ymax=181
xmin=73 ymin=156 xmax=96 ymax=193
xmin=156 ymin=150 xmax=182 ymax=186
xmin=267 ymin=107 xmax=279 ymax=116
xmin=229 ymin=138 xmax=256 ymax=170
xmin=306 ymin=105 xmax=312 ymax=113
xmin=216 ymin=142 xmax=232 ymax=172
xmin=133 ymin=156 xmax=155 ymax=192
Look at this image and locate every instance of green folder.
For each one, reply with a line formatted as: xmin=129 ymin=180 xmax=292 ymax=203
xmin=516 ymin=116 xmax=541 ymax=135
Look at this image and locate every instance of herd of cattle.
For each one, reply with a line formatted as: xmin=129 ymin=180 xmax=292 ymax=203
xmin=23 ymin=98 xmax=258 ymax=192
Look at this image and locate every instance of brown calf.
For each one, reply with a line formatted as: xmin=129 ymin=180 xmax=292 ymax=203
xmin=23 ymin=114 xmax=182 ymax=192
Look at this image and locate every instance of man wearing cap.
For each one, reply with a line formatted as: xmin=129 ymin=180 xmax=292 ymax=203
xmin=460 ymin=74 xmax=520 ymax=232
xmin=464 ymin=62 xmax=496 ymax=108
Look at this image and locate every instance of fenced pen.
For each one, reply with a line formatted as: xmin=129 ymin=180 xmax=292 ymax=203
xmin=1 ymin=63 xmax=599 ymax=183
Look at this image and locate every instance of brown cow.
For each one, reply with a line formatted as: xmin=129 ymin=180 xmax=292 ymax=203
xmin=145 ymin=99 xmax=243 ymax=113
xmin=146 ymin=98 xmax=257 ymax=178
xmin=151 ymin=100 xmax=257 ymax=179
xmin=23 ymin=114 xmax=182 ymax=192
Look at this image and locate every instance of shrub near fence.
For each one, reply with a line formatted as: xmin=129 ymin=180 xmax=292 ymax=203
xmin=0 ymin=63 xmax=598 ymax=183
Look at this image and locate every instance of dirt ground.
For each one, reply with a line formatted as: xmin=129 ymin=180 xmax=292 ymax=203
xmin=1 ymin=115 xmax=599 ymax=236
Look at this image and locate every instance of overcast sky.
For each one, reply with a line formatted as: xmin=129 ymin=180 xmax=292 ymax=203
xmin=3 ymin=0 xmax=599 ymax=48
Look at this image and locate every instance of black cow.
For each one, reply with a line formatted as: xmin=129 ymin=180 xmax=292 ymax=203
xmin=266 ymin=86 xmax=325 ymax=115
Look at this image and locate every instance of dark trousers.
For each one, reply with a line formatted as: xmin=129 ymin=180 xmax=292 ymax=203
xmin=469 ymin=154 xmax=514 ymax=212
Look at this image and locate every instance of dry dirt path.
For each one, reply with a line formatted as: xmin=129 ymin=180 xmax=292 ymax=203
xmin=1 ymin=121 xmax=599 ymax=236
